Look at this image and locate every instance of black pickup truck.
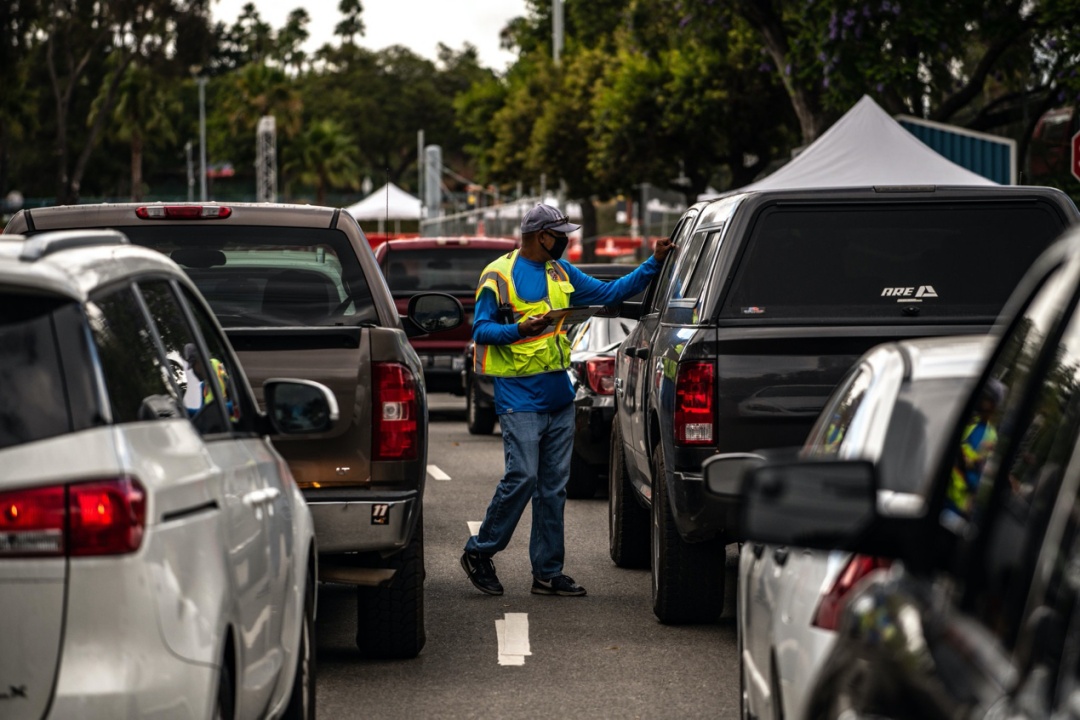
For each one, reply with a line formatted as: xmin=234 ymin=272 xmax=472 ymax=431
xmin=608 ymin=185 xmax=1079 ymax=624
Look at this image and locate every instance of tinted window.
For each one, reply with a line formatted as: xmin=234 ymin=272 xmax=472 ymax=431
xmin=722 ymin=202 xmax=1066 ymax=320
xmin=140 ymin=280 xmax=240 ymax=434
xmin=114 ymin=225 xmax=376 ymax=328
xmin=178 ymin=285 xmax=250 ymax=431
xmin=0 ymin=295 xmax=73 ymax=450
xmin=646 ymin=214 xmax=697 ymax=313
xmin=878 ymin=379 xmax=971 ymax=494
xmin=88 ymin=286 xmax=185 ymax=424
xmin=805 ymin=365 xmax=871 ymax=457
xmin=382 ymin=248 xmax=508 ymax=293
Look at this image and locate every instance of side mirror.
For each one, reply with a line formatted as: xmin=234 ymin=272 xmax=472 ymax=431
xmin=405 ymin=292 xmax=464 ymax=337
xmin=264 ymin=379 xmax=339 ymax=435
xmin=703 ymin=452 xmax=765 ymax=499
xmin=617 ymin=301 xmax=644 ymax=321
xmin=741 ymin=459 xmax=878 ymax=549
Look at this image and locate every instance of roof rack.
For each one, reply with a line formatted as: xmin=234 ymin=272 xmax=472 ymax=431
xmin=19 ymin=229 xmax=130 ymax=262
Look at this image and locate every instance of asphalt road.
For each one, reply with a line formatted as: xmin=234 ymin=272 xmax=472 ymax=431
xmin=314 ymin=394 xmax=740 ymax=719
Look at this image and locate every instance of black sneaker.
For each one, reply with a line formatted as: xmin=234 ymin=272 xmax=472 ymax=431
xmin=461 ymin=552 xmax=504 ymax=596
xmin=531 ymin=574 xmax=587 ymax=596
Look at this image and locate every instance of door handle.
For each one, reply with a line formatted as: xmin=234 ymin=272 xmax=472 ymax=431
xmin=773 ymin=547 xmax=789 ymax=566
xmin=242 ymin=487 xmax=281 ymax=507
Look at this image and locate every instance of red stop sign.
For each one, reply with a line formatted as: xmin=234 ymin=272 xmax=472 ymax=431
xmin=1073 ymin=130 xmax=1080 ymax=183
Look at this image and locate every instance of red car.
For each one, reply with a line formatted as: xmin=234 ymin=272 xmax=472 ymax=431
xmin=375 ymin=237 xmax=519 ymax=395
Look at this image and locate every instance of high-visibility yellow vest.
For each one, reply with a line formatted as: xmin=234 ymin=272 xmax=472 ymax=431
xmin=474 ymin=250 xmax=575 ymax=378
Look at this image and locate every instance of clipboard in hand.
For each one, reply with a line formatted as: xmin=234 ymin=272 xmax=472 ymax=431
xmin=541 ymin=305 xmax=606 ymax=326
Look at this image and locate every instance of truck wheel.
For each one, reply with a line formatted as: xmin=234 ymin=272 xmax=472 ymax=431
xmin=356 ymin=515 xmax=426 ymax=659
xmin=282 ymin=572 xmax=315 ymax=719
xmin=466 ymin=378 xmax=496 ymax=435
xmin=651 ymin=444 xmax=725 ymax=624
xmin=609 ymin=420 xmax=649 ymax=568
xmin=567 ymin=450 xmax=599 ymax=499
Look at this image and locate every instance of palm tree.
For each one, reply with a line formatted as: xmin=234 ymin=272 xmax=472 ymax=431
xmin=90 ymin=63 xmax=181 ymax=200
xmin=282 ymin=119 xmax=361 ymax=205
xmin=218 ymin=63 xmax=303 ymax=142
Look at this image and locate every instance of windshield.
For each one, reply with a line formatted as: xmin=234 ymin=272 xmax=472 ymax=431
xmin=116 ymin=225 xmax=377 ymax=328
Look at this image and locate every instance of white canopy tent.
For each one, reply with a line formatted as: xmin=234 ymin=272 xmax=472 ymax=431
xmin=345 ymin=182 xmax=422 ymax=232
xmin=702 ymin=95 xmax=994 ymax=199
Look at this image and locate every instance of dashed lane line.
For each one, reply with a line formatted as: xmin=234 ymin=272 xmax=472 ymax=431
xmin=427 ymin=464 xmax=450 ymax=481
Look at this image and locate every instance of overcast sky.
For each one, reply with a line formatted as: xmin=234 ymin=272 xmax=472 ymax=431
xmin=211 ymin=0 xmax=529 ymax=71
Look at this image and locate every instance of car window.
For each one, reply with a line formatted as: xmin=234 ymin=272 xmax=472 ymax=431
xmin=113 ymin=225 xmax=378 ymax=328
xmin=87 ymin=285 xmax=186 ymax=424
xmin=721 ymin=202 xmax=1067 ymax=321
xmin=381 ymin=247 xmax=507 ymax=293
xmin=681 ymin=230 xmax=724 ymax=308
xmin=0 ymin=295 xmax=75 ymax=450
xmin=139 ymin=279 xmax=239 ymax=435
xmin=805 ymin=364 xmax=872 ymax=457
xmin=949 ymin=262 xmax=1080 ymax=647
xmin=645 ymin=214 xmax=696 ymax=314
xmin=177 ymin=284 xmax=250 ymax=433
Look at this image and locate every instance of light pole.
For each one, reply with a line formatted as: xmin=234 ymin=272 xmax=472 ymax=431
xmin=198 ymin=76 xmax=207 ymax=202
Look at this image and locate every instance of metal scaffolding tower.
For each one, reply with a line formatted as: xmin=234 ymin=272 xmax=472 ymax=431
xmin=256 ymin=116 xmax=277 ymax=203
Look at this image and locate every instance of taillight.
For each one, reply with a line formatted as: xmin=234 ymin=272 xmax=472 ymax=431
xmin=812 ymin=554 xmax=891 ymax=630
xmin=69 ymin=477 xmax=146 ymax=556
xmin=585 ymin=357 xmax=616 ymax=395
xmin=0 ymin=477 xmax=146 ymax=558
xmin=0 ymin=486 xmax=66 ymax=556
xmin=135 ymin=205 xmax=232 ymax=220
xmin=373 ymin=363 xmax=418 ymax=460
xmin=674 ymin=361 xmax=714 ymax=445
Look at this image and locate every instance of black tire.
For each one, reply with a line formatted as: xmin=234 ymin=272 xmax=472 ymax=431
xmin=214 ymin=656 xmax=235 ymax=720
xmin=608 ymin=419 xmax=650 ymax=568
xmin=466 ymin=378 xmax=496 ymax=435
xmin=567 ymin=449 xmax=600 ymax=499
xmin=651 ymin=444 xmax=725 ymax=624
xmin=356 ymin=515 xmax=426 ymax=659
xmin=282 ymin=573 xmax=316 ymax=720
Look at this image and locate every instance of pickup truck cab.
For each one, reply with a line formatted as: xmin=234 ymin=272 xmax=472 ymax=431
xmin=609 ymin=185 xmax=1079 ymax=624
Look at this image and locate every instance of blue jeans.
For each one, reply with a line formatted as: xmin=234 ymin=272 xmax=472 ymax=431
xmin=464 ymin=403 xmax=575 ymax=580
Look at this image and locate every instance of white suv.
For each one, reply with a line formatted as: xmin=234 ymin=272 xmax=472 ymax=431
xmin=0 ymin=230 xmax=334 ymax=719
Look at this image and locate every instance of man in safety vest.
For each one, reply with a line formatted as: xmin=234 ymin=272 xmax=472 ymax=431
xmin=183 ymin=343 xmax=238 ymax=430
xmin=460 ymin=203 xmax=674 ymax=596
xmin=946 ymin=378 xmax=1005 ymax=520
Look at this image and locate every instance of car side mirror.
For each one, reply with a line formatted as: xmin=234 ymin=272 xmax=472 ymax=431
xmin=617 ymin=301 xmax=643 ymax=321
xmin=740 ymin=459 xmax=878 ymax=550
xmin=263 ymin=379 xmax=339 ymax=435
xmin=704 ymin=453 xmax=765 ymax=499
xmin=405 ymin=292 xmax=464 ymax=337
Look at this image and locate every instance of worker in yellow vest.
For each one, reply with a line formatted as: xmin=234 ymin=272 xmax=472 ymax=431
xmin=461 ymin=203 xmax=674 ymax=596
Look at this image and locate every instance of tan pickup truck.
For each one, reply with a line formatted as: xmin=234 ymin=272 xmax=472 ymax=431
xmin=4 ymin=202 xmax=463 ymax=659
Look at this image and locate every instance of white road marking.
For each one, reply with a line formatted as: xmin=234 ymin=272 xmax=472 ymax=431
xmin=497 ymin=613 xmax=531 ymax=666
xmin=427 ymin=464 xmax=451 ymax=481
xmin=467 ymin=521 xmax=482 ymax=537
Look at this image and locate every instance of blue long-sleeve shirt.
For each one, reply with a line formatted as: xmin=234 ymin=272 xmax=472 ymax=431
xmin=474 ymin=255 xmax=661 ymax=414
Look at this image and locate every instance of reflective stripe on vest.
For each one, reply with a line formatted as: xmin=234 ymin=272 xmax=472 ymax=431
xmin=474 ymin=250 xmax=575 ymax=378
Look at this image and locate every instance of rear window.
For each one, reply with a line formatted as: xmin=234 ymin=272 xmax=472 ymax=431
xmin=0 ymin=295 xmax=74 ymax=450
xmin=722 ymin=202 xmax=1068 ymax=321
xmin=115 ymin=225 xmax=377 ymax=328
xmin=382 ymin=248 xmax=509 ymax=294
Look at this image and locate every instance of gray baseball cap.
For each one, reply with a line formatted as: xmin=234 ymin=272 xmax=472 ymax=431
xmin=521 ymin=203 xmax=580 ymax=235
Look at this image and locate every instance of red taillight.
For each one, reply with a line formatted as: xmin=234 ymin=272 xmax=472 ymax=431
xmin=135 ymin=205 xmax=232 ymax=220
xmin=585 ymin=357 xmax=616 ymax=395
xmin=0 ymin=477 xmax=145 ymax=558
xmin=69 ymin=477 xmax=146 ymax=556
xmin=373 ymin=363 xmax=419 ymax=461
xmin=812 ymin=554 xmax=891 ymax=630
xmin=0 ymin=486 xmax=66 ymax=556
xmin=674 ymin=361 xmax=714 ymax=445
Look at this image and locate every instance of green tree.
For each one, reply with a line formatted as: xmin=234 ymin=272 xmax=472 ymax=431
xmin=281 ymin=118 xmax=361 ymax=205
xmin=90 ymin=63 xmax=182 ymax=201
xmin=335 ymin=0 xmax=366 ymax=45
